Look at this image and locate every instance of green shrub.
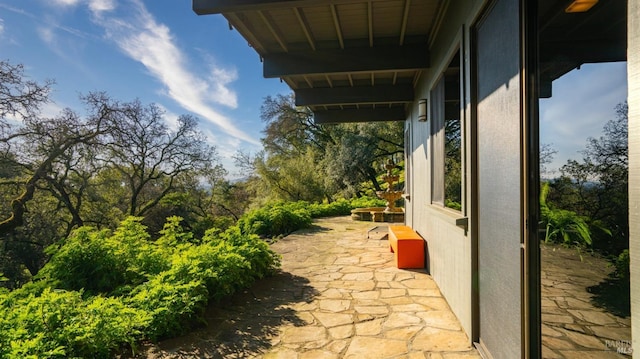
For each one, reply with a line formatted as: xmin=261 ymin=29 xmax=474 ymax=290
xmin=615 ymin=249 xmax=630 ymax=279
xmin=214 ymin=226 xmax=281 ymax=279
xmin=2 ymin=215 xmax=281 ymax=356
xmin=39 ymin=218 xmax=169 ymax=295
xmin=445 ymin=199 xmax=462 ymax=211
xmin=0 ymin=288 xmax=149 ymax=358
xmin=235 ymin=197 xmax=386 ymax=238
xmin=348 ymin=196 xmax=386 ymax=209
xmin=39 ymin=226 xmax=129 ymax=294
xmin=237 ymin=201 xmax=312 ymax=237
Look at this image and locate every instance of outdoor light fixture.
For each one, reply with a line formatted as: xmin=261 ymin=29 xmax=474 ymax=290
xmin=565 ymin=0 xmax=598 ymax=13
xmin=418 ymin=99 xmax=428 ymax=122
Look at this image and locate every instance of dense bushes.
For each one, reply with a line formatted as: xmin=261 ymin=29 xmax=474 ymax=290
xmin=237 ymin=196 xmax=385 ymax=237
xmin=0 ymin=197 xmax=380 ymax=357
xmin=0 ymin=216 xmax=280 ymax=358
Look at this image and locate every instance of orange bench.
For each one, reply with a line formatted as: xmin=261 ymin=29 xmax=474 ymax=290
xmin=388 ymin=225 xmax=425 ymax=269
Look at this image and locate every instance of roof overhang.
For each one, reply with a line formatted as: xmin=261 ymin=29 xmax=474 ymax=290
xmin=193 ymin=0 xmax=627 ymax=121
xmin=194 ymin=0 xmax=443 ymax=123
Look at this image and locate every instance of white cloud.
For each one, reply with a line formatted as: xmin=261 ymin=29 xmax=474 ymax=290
xmin=51 ymin=0 xmax=80 ymax=6
xmin=88 ymin=0 xmax=116 ymax=14
xmin=89 ymin=0 xmax=257 ymax=145
xmin=156 ymin=104 xmax=181 ymax=132
xmin=0 ymin=18 xmax=4 ymax=36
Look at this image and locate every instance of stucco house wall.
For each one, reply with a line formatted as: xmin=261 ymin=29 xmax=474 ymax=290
xmin=404 ymin=0 xmax=484 ymax=339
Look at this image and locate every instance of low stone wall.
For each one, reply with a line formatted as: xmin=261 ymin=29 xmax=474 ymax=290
xmin=351 ymin=207 xmax=404 ymax=222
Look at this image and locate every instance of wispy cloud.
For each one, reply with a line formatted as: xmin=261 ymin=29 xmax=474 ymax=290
xmin=540 ymin=62 xmax=627 ymax=171
xmin=50 ymin=0 xmax=115 ymax=13
xmin=86 ymin=0 xmax=258 ymax=145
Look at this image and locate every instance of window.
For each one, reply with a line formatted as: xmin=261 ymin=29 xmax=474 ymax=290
xmin=431 ymin=50 xmax=462 ymax=211
xmin=404 ymin=124 xmax=411 ymax=199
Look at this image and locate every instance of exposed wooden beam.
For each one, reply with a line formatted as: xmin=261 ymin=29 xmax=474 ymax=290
xmin=313 ymin=107 xmax=406 ymax=124
xmin=263 ymin=44 xmax=429 ymax=77
xmin=325 ymin=75 xmax=334 ymax=87
xmin=194 ymin=0 xmax=378 ymax=15
xmin=330 ymin=4 xmax=345 ymax=49
xmin=303 ymin=75 xmax=314 ymax=87
xmin=368 ymin=1 xmax=373 ymax=47
xmin=399 ymin=0 xmax=411 ymax=45
xmin=226 ymin=12 xmax=267 ymax=54
xmin=295 ymin=84 xmax=414 ymax=106
xmin=539 ymin=39 xmax=626 ymax=63
xmin=258 ymin=10 xmax=288 ymax=52
xmin=293 ymin=7 xmax=316 ymax=51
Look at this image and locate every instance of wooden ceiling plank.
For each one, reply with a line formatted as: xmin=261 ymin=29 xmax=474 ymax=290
xmin=313 ymin=107 xmax=406 ymax=124
xmin=258 ymin=10 xmax=289 ymax=52
xmin=368 ymin=1 xmax=374 ymax=47
xmin=293 ymin=7 xmax=316 ymax=51
xmin=226 ymin=12 xmax=268 ymax=55
xmin=399 ymin=0 xmax=411 ymax=45
xmin=194 ymin=0 xmax=373 ymax=15
xmin=263 ymin=43 xmax=430 ymax=77
xmin=330 ymin=4 xmax=345 ymax=49
xmin=428 ymin=0 xmax=448 ymax=46
xmin=295 ymin=84 xmax=414 ymax=106
xmin=325 ymin=75 xmax=334 ymax=87
xmin=303 ymin=75 xmax=314 ymax=87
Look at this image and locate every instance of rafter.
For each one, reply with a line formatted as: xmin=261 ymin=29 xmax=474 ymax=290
xmin=194 ymin=0 xmax=375 ymax=15
xmin=258 ymin=10 xmax=288 ymax=52
xmin=399 ymin=0 xmax=411 ymax=45
xmin=330 ymin=4 xmax=345 ymax=49
xmin=368 ymin=1 xmax=373 ymax=47
xmin=293 ymin=7 xmax=316 ymax=51
xmin=226 ymin=13 xmax=267 ymax=54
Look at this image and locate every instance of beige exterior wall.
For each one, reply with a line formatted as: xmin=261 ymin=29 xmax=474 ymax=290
xmin=628 ymin=0 xmax=640 ymax=352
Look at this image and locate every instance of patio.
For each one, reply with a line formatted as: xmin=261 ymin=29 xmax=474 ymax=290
xmin=137 ymin=216 xmax=480 ymax=358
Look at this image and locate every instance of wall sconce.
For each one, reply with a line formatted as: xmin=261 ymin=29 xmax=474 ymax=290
xmin=418 ymin=99 xmax=428 ymax=122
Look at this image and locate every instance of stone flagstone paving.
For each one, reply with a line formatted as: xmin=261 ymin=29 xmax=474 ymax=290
xmin=541 ymin=243 xmax=632 ymax=358
xmin=137 ymin=217 xmax=480 ymax=358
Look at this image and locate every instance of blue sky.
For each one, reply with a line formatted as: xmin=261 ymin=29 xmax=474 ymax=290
xmin=0 ymin=0 xmax=628 ymax=178
xmin=540 ymin=62 xmax=628 ymax=174
xmin=0 ymin=0 xmax=290 ymax=176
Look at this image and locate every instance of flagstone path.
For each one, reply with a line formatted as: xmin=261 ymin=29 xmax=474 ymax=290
xmin=138 ymin=216 xmax=480 ymax=358
xmin=541 ymin=243 xmax=632 ymax=358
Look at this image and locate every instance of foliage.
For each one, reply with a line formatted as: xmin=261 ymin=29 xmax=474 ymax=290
xmin=444 ymin=118 xmax=462 ymax=209
xmin=0 ymin=216 xmax=280 ymax=357
xmin=554 ymin=101 xmax=628 ymax=254
xmin=242 ymin=94 xmax=404 ymax=203
xmin=540 ymin=182 xmax=594 ymax=247
xmin=236 ymin=196 xmax=385 ymax=238
xmin=445 ymin=199 xmax=462 ymax=211
xmin=237 ymin=201 xmax=312 ymax=238
xmin=0 ymin=288 xmax=150 ymax=359
xmin=0 ymin=60 xmax=52 ymax=122
xmin=0 ymin=61 xmax=227 ymax=286
xmin=614 ymin=249 xmax=630 ymax=280
xmin=347 ymin=196 xmax=387 ymax=209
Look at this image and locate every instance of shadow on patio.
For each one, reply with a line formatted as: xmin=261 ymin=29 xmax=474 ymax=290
xmin=133 ymin=216 xmax=480 ymax=359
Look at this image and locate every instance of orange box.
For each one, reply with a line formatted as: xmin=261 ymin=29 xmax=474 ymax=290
xmin=388 ymin=225 xmax=425 ymax=269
